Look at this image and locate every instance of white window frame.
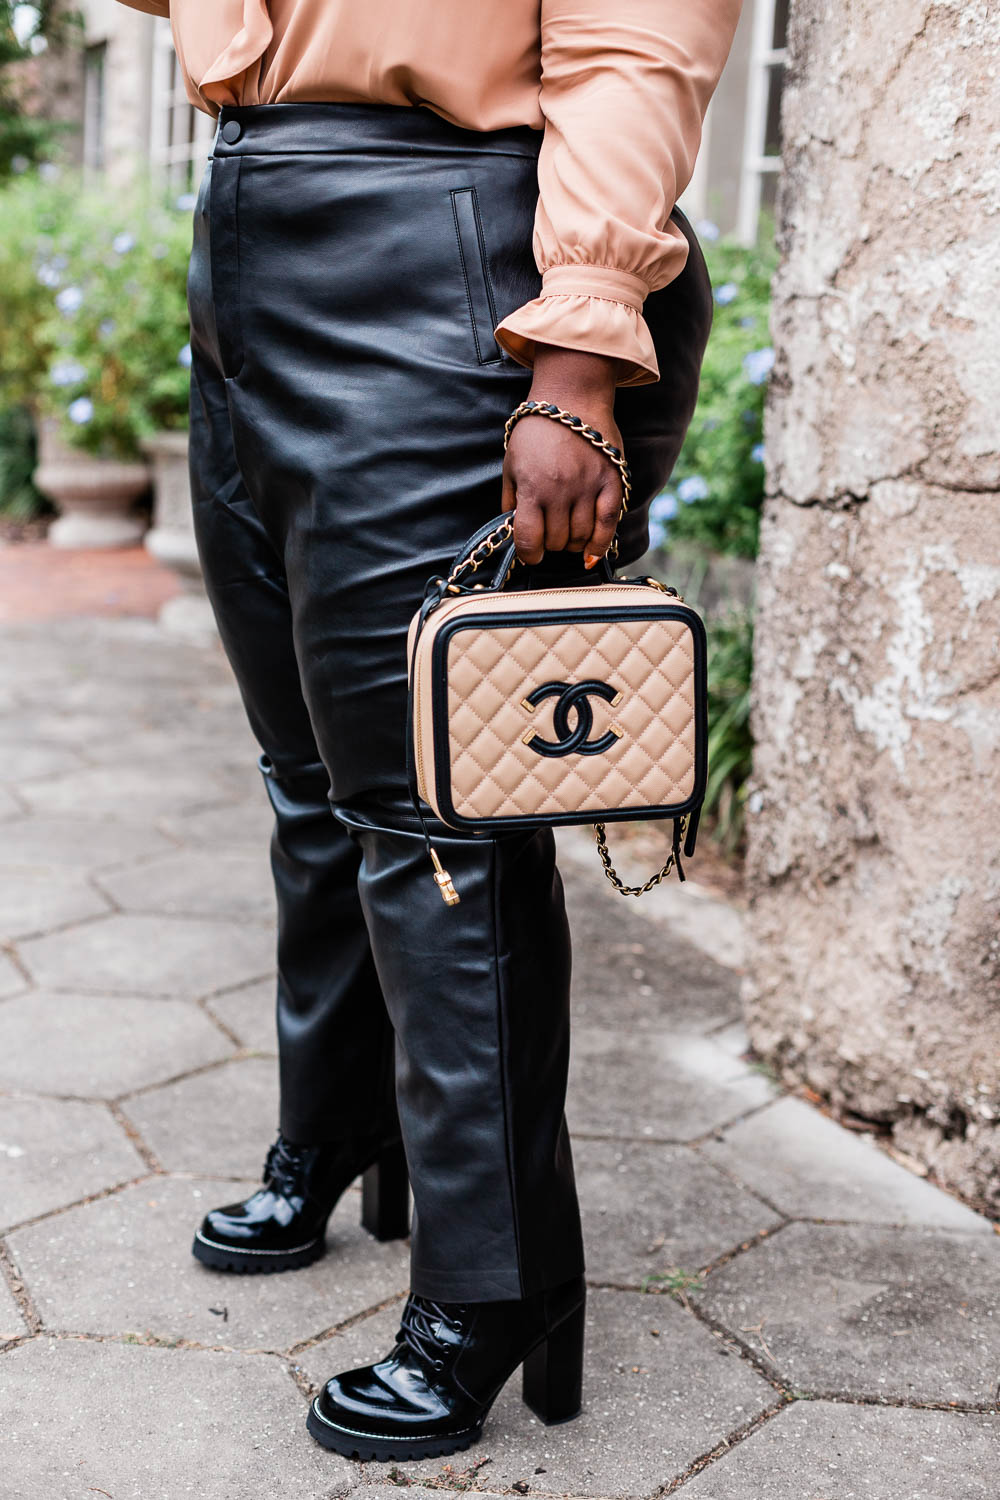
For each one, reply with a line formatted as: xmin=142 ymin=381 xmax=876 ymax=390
xmin=737 ymin=0 xmax=787 ymax=244
xmin=148 ymin=18 xmax=214 ymax=190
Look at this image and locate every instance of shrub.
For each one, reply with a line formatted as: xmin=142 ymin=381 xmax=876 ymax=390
xmin=648 ymin=217 xmax=777 ymax=562
xmin=0 ymin=167 xmax=193 ymax=464
xmin=646 ymin=217 xmax=778 ymax=852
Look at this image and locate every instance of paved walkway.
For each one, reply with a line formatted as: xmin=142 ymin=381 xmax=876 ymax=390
xmin=0 ymin=613 xmax=997 ymax=1499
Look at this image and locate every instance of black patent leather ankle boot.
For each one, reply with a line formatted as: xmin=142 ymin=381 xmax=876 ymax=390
xmin=307 ymin=1276 xmax=585 ymax=1460
xmin=191 ymin=1133 xmax=410 ymax=1273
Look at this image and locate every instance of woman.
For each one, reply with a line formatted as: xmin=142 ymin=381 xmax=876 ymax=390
xmin=118 ymin=0 xmax=741 ymax=1463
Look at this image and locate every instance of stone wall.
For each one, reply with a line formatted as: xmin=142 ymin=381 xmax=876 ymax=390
xmin=745 ymin=0 xmax=1000 ymax=1212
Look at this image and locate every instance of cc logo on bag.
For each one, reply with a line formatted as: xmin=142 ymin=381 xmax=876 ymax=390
xmin=520 ymin=680 xmax=624 ymax=758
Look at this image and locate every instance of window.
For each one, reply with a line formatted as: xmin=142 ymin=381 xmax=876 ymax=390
xmin=737 ymin=0 xmax=789 ymax=242
xmin=148 ymin=19 xmax=214 ymax=192
xmin=82 ymin=41 xmax=107 ymax=174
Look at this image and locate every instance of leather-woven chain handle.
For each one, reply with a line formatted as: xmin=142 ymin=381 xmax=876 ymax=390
xmin=594 ymin=818 xmax=688 ymax=897
xmin=442 ymin=400 xmax=634 ymax=594
xmin=503 ymin=399 xmax=632 ymax=562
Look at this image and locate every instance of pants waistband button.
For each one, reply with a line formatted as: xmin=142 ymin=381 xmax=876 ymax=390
xmin=221 ymin=120 xmax=242 ymax=144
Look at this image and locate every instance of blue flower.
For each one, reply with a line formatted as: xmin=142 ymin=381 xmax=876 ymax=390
xmin=738 ymin=315 xmax=757 ymax=329
xmin=175 ymin=192 xmax=197 ymax=212
xmin=39 ymin=162 xmax=60 ymax=182
xmin=677 ymin=475 xmax=709 ymax=504
xmin=694 ymin=218 xmax=720 ymax=242
xmin=647 ymin=518 xmax=667 ymax=551
xmin=151 ymin=242 xmax=169 ymax=260
xmin=99 ymin=319 xmax=116 ymax=339
xmin=751 ymin=443 xmax=765 ymax=464
xmin=713 ymin=281 xmax=738 ymax=306
xmin=112 ymin=231 xmax=136 ymax=255
xmin=55 ymin=285 xmax=83 ymax=316
xmin=743 ymin=347 xmax=775 ymax=385
xmin=36 ymin=262 xmax=62 ymax=289
xmin=50 ymin=360 xmax=87 ymax=387
xmin=67 ymin=397 xmax=94 ymax=425
xmin=177 ymin=343 xmax=192 ymax=368
xmin=10 ymin=155 xmax=29 ymax=175
xmin=649 ymin=492 xmax=678 ymax=523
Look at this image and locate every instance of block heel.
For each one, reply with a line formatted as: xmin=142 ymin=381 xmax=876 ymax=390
xmin=361 ymin=1139 xmax=411 ymax=1241
xmin=521 ymin=1298 xmax=585 ymax=1426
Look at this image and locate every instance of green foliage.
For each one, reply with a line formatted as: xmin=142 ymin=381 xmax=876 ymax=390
xmin=644 ymin=219 xmax=778 ymax=854
xmin=0 ymin=3 xmax=81 ymax=179
xmin=0 ymin=168 xmax=194 ymax=460
xmin=0 ymin=402 xmax=43 ymax=517
xmin=649 ymin=218 xmax=777 ymax=561
xmin=705 ymin=608 xmax=754 ymax=853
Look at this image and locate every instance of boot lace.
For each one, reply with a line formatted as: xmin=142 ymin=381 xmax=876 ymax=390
xmin=263 ymin=1136 xmax=310 ymax=1199
xmin=398 ymin=1296 xmax=467 ymax=1372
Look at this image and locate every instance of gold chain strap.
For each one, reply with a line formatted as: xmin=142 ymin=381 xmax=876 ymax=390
xmin=594 ymin=817 xmax=687 ymax=897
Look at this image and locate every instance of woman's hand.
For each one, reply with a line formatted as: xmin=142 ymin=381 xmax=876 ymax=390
xmin=501 ymin=347 xmax=623 ymax=568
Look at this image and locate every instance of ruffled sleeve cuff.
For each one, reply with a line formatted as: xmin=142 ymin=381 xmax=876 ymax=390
xmin=494 ymin=265 xmax=658 ymax=388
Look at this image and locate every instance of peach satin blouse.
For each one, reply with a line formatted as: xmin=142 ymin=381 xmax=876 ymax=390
xmin=118 ymin=1 xmax=742 ymax=385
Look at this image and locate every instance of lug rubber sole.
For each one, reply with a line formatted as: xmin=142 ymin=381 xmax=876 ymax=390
xmin=191 ymin=1229 xmax=326 ymax=1274
xmin=306 ymin=1401 xmax=482 ymax=1462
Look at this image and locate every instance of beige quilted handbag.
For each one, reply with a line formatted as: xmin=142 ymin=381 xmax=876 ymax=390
xmin=406 ymin=403 xmax=708 ymax=906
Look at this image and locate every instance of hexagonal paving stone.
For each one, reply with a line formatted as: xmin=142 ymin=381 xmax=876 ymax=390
xmin=8 ymin=1176 xmax=410 ymax=1351
xmin=18 ymin=912 xmax=274 ymax=998
xmin=159 ymin=797 xmax=276 ymax=849
xmin=0 ymin=991 xmax=234 ymax=1098
xmin=122 ymin=1056 xmax=278 ymax=1178
xmin=97 ymin=848 xmax=275 ymax=922
xmin=574 ymin=1140 xmax=781 ymax=1285
xmin=0 ymin=1339 xmax=353 ymax=1498
xmin=701 ymin=1096 xmax=992 ymax=1232
xmin=296 ymin=1289 xmax=774 ymax=1495
xmin=0 ymin=1273 xmax=27 ymax=1339
xmin=16 ymin=760 xmax=238 ymax=821
xmin=0 ymin=865 xmax=110 ymax=941
xmin=676 ymin=1400 xmax=998 ymax=1499
xmin=206 ymin=976 xmax=278 ymax=1053
xmin=568 ymin=1026 xmax=775 ymax=1140
xmin=0 ymin=950 xmax=27 ymax=998
xmin=561 ymin=859 xmax=742 ymax=1033
xmin=0 ymin=737 xmax=85 ymax=783
xmin=0 ymin=785 xmax=24 ymax=820
xmin=0 ymin=1095 xmax=145 ymax=1231
xmin=694 ymin=1222 xmax=1000 ymax=1404
xmin=0 ymin=815 xmax=175 ymax=869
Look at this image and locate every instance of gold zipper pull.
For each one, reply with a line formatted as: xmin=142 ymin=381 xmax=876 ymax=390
xmin=429 ymin=847 xmax=460 ymax=906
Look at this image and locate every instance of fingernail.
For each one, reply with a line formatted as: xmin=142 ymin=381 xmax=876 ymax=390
xmin=584 ymin=554 xmax=601 ymax=570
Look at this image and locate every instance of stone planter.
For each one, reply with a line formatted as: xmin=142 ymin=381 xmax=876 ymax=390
xmin=34 ymin=419 xmax=150 ymax=549
xmin=142 ymin=430 xmax=216 ymax=642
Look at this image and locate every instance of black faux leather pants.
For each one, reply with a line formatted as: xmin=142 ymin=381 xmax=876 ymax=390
xmin=187 ymin=103 xmax=712 ymax=1302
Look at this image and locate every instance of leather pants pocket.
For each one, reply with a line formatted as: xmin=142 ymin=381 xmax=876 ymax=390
xmin=450 ymin=186 xmax=503 ymax=365
xmin=207 ymin=154 xmax=245 ymax=380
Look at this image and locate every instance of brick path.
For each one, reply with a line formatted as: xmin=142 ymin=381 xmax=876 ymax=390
xmin=0 ymin=601 xmax=997 ymax=1498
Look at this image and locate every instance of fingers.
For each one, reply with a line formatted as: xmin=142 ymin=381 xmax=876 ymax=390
xmin=583 ymin=481 xmax=622 ymax=568
xmin=512 ymin=494 xmax=545 ymax=566
xmin=500 ymin=462 xmax=517 ymax=514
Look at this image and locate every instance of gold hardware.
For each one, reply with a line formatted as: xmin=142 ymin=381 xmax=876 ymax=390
xmin=519 ymin=697 xmax=534 ymax=713
xmin=429 ymin=847 xmax=460 ymax=907
xmin=520 ymin=727 xmax=536 ymax=745
xmin=594 ymin=816 xmax=687 ymax=897
xmin=608 ymin=722 xmax=623 ymax=739
xmin=610 ymin=691 xmax=623 ymax=708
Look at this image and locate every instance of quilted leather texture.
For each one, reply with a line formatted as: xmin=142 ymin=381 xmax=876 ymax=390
xmin=411 ymin=585 xmax=699 ymax=824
